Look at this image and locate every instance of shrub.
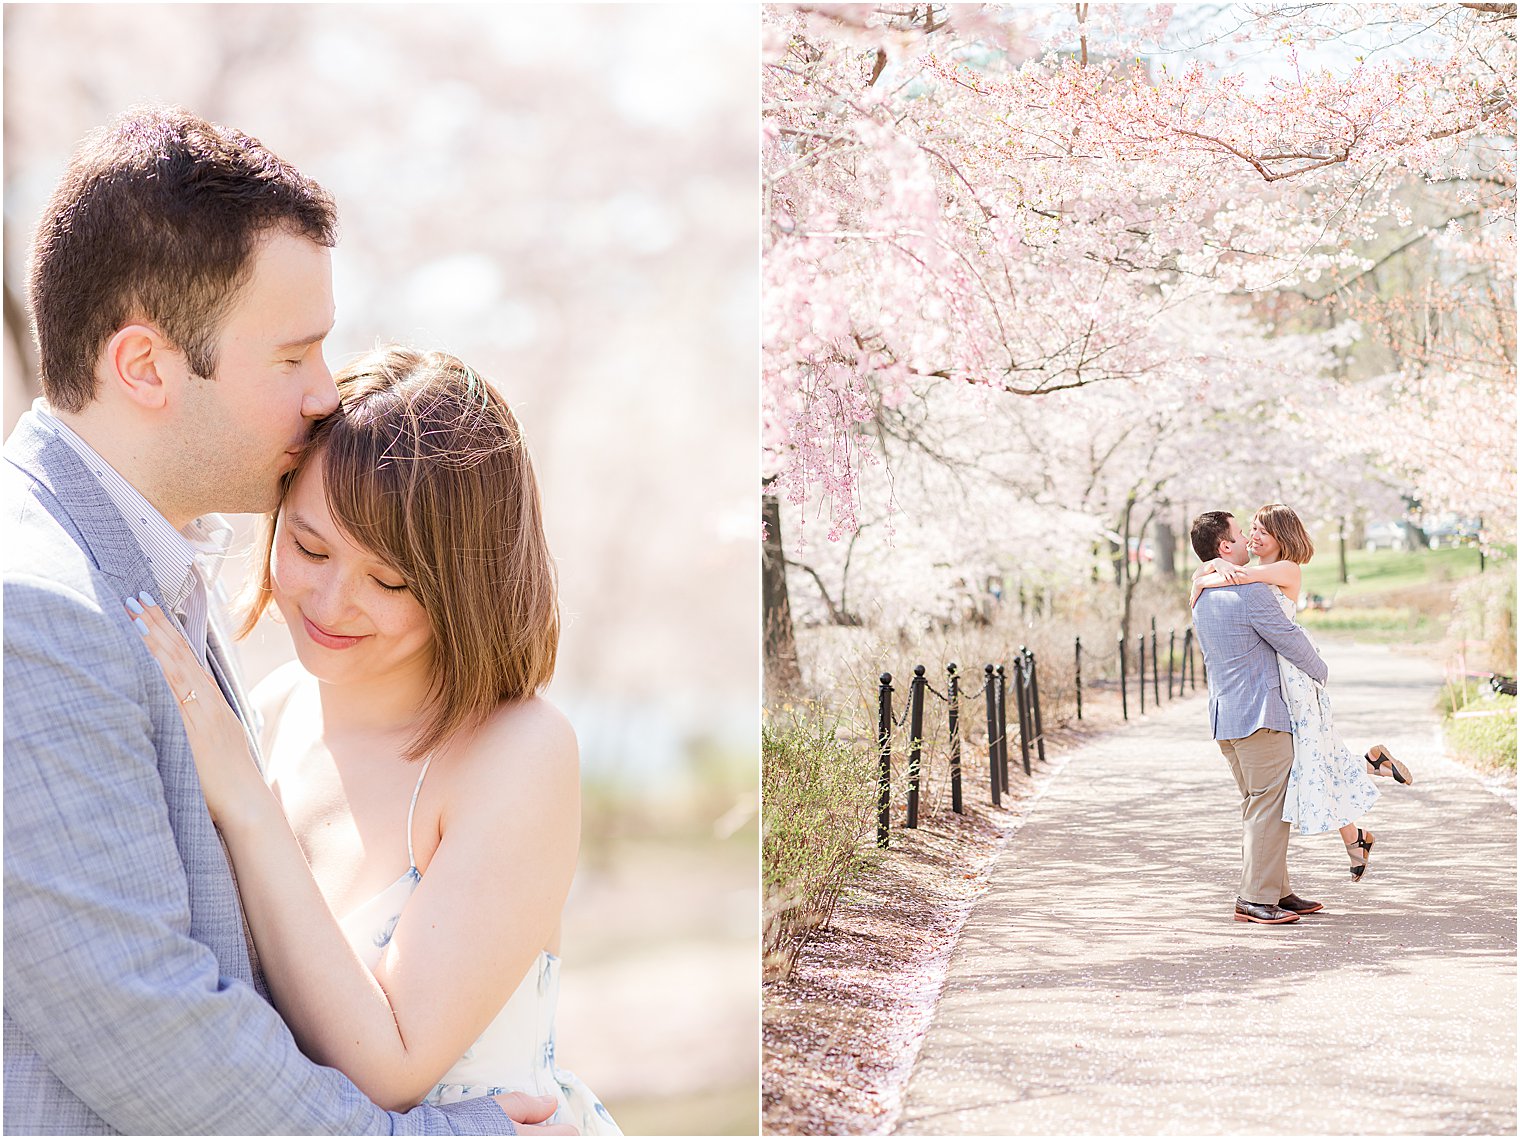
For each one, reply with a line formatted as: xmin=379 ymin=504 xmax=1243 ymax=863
xmin=1436 ymin=677 xmax=1489 ymax=718
xmin=1448 ymin=569 xmax=1518 ymax=675
xmin=762 ymin=708 xmax=878 ymax=981
xmin=1444 ymin=694 xmax=1517 ymax=771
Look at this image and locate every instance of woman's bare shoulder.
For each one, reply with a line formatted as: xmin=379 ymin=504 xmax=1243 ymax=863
xmin=447 ymin=696 xmax=579 ymax=803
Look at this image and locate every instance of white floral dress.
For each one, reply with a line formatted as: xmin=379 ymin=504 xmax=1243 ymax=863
xmin=1272 ymin=589 xmax=1381 ymax=834
xmin=336 ymin=758 xmax=621 ymax=1134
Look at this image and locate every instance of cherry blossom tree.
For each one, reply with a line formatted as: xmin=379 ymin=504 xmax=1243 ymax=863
xmin=762 ymin=2 xmax=1514 ymax=680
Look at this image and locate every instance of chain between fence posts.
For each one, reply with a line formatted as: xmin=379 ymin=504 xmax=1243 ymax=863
xmin=1168 ymin=628 xmax=1176 ymax=699
xmin=1074 ymin=635 xmax=1083 ymax=721
xmin=1028 ymin=648 xmax=1046 ymax=765
xmin=876 ymin=672 xmax=892 ymax=848
xmin=1138 ymin=633 xmax=1147 ymax=714
xmin=947 ymin=663 xmax=963 ymax=815
xmin=906 ymin=666 xmax=926 ymax=829
xmin=1119 ymin=632 xmax=1128 ymax=720
xmin=995 ymin=664 xmax=1010 ymax=794
xmin=983 ymin=664 xmax=1000 ymax=808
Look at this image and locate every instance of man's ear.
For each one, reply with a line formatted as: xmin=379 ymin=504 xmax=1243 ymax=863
xmin=103 ymin=324 xmax=178 ymax=411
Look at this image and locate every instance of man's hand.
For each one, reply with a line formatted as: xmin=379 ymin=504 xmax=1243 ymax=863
xmin=493 ymin=1092 xmax=579 ymax=1135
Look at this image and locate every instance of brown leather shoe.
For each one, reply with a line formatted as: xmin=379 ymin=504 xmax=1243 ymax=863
xmin=1234 ymin=898 xmax=1300 ymax=924
xmin=1277 ymin=893 xmax=1324 ymax=915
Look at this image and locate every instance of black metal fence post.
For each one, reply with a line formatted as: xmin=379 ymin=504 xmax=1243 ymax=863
xmin=1150 ymin=618 xmax=1160 ymax=706
xmin=1074 ymin=635 xmax=1083 ymax=721
xmin=1183 ymin=626 xmax=1195 ymax=691
xmin=1119 ymin=632 xmax=1128 ymax=720
xmin=947 ymin=663 xmax=963 ymax=815
xmin=906 ymin=666 xmax=926 ymax=829
xmin=984 ymin=665 xmax=1000 ymax=807
xmin=877 ymin=672 xmax=892 ymax=847
xmin=1012 ymin=654 xmax=1031 ymax=776
xmin=1167 ymin=628 xmax=1176 ymax=699
xmin=995 ymin=664 xmax=1010 ymax=793
xmin=1138 ymin=633 xmax=1147 ymax=714
xmin=1027 ymin=648 xmax=1046 ymax=765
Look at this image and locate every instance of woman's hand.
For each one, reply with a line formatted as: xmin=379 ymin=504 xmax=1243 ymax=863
xmin=1191 ymin=564 xmax=1248 ymax=606
xmin=124 ymin=592 xmax=263 ymax=827
xmin=494 ymin=1092 xmax=577 ymax=1135
xmin=1193 ymin=557 xmax=1231 ymax=580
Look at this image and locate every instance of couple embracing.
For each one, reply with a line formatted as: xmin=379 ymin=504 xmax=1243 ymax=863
xmin=5 ymin=108 xmax=618 ymax=1134
xmin=1189 ymin=506 xmax=1414 ymax=925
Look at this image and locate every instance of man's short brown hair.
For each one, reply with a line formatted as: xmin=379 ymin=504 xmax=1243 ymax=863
xmin=1190 ymin=511 xmax=1235 ymax=562
xmin=27 ymin=106 xmax=337 ymax=411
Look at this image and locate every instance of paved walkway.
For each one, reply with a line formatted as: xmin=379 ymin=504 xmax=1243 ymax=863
xmin=896 ymin=640 xmax=1516 ymax=1135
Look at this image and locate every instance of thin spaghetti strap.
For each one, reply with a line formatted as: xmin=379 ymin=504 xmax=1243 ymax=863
xmin=405 ymin=756 xmax=435 ymax=872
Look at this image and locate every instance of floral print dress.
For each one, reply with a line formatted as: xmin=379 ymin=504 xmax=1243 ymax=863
xmin=1272 ymin=589 xmax=1381 ymax=835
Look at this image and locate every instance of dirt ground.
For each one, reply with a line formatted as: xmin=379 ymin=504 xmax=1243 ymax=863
xmin=761 ymin=704 xmax=1132 ymax=1136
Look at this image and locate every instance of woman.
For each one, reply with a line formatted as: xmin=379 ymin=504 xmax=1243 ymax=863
xmin=125 ymin=346 xmax=620 ymax=1132
xmin=1191 ymin=503 xmax=1413 ymax=880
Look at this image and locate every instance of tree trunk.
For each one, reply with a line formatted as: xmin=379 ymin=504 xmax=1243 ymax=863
xmin=1338 ymin=515 xmax=1349 ymax=585
xmin=762 ymin=493 xmax=802 ymax=699
xmin=1154 ymin=518 xmax=1176 ymax=578
xmin=1116 ymin=494 xmax=1137 ymax=641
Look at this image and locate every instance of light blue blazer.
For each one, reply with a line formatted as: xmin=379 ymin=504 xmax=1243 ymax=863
xmin=3 ymin=411 xmax=511 ymax=1135
xmin=1192 ymin=581 xmax=1328 ymax=742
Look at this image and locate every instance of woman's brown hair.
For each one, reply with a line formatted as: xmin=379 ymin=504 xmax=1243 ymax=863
xmin=1252 ymin=503 xmax=1315 ymax=565
xmin=240 ymin=346 xmax=559 ymax=760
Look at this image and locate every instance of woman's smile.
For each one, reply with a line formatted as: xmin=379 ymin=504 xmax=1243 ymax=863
xmin=300 ymin=612 xmax=369 ymax=651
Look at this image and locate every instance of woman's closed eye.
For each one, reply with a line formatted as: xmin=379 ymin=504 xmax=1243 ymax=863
xmin=293 ymin=536 xmax=327 ymax=562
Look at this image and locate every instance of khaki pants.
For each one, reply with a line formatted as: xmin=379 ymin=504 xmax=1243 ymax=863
xmin=1217 ymin=728 xmax=1293 ymax=904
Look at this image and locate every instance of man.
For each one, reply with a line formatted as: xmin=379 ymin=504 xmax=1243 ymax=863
xmin=1188 ymin=510 xmax=1329 ymax=926
xmin=3 ymin=108 xmax=569 ymax=1135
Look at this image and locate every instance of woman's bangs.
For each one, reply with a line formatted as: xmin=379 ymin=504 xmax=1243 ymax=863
xmin=319 ymin=420 xmax=423 ymax=585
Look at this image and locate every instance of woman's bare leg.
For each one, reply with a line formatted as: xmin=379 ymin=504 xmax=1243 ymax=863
xmin=1342 ymin=823 xmax=1375 ymax=880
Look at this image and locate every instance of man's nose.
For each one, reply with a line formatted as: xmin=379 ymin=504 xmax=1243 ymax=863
xmin=303 ymin=354 xmax=340 ymax=418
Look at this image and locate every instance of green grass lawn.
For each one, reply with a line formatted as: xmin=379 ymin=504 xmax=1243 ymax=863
xmin=1300 ymin=544 xmax=1502 ymax=602
xmin=1293 ymin=545 xmax=1512 ymax=644
xmin=1298 ymin=606 xmax=1441 ymax=644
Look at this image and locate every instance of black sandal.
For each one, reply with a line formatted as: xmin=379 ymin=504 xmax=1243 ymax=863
xmin=1346 ymin=828 xmax=1375 ymax=881
xmin=1365 ymin=745 xmax=1413 ymax=785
